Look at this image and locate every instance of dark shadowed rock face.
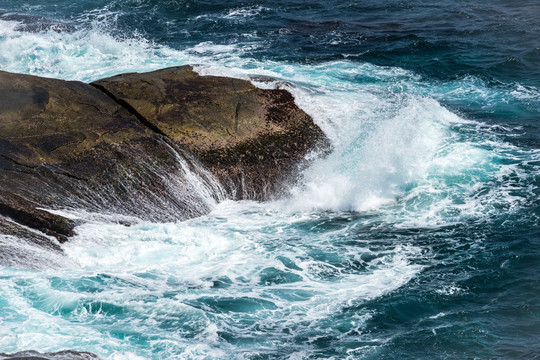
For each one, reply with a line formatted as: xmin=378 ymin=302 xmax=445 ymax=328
xmin=0 ymin=66 xmax=329 ymax=268
xmin=93 ymin=65 xmax=329 ymax=199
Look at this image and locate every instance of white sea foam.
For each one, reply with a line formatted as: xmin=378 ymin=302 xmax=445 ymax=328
xmin=0 ymin=18 xmax=186 ymax=81
xmin=223 ymin=6 xmax=270 ymax=19
xmin=0 ymin=201 xmax=424 ymax=358
xmin=191 ymin=5 xmax=269 ymax=22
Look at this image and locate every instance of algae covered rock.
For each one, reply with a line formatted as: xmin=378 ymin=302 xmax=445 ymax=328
xmin=93 ymin=65 xmax=329 ymax=199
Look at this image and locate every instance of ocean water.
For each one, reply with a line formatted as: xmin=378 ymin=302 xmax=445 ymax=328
xmin=0 ymin=1 xmax=539 ymax=359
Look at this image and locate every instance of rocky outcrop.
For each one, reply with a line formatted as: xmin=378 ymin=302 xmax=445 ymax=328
xmin=0 ymin=66 xmax=329 ymax=267
xmin=0 ymin=69 xmax=208 ymax=225
xmin=93 ymin=66 xmax=327 ymax=199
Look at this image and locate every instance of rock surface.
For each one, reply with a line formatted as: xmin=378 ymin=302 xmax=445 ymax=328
xmin=0 ymin=66 xmax=329 ymax=268
xmin=0 ymin=69 xmax=207 ymax=225
xmin=93 ymin=66 xmax=328 ymax=199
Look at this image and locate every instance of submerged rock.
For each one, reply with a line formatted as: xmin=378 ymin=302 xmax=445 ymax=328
xmin=0 ymin=350 xmax=99 ymax=360
xmin=0 ymin=66 xmax=328 ymax=268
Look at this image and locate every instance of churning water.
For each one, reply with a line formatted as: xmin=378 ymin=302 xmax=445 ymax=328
xmin=0 ymin=1 xmax=539 ymax=359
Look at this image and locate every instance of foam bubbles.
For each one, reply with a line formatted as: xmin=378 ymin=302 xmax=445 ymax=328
xmin=223 ymin=6 xmax=270 ymax=19
xmin=0 ymin=17 xmax=186 ymax=81
xmin=0 ymin=203 xmax=425 ymax=358
xmin=285 ymin=96 xmax=449 ymax=212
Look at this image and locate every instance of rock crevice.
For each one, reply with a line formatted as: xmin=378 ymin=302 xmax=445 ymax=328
xmin=90 ymin=82 xmax=168 ymax=138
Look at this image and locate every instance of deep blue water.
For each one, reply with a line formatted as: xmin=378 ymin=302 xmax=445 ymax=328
xmin=0 ymin=1 xmax=539 ymax=359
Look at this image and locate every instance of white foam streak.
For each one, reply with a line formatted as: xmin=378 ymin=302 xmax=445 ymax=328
xmin=223 ymin=6 xmax=270 ymax=19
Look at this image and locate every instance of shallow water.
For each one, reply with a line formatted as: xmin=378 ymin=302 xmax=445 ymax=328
xmin=0 ymin=1 xmax=539 ymax=359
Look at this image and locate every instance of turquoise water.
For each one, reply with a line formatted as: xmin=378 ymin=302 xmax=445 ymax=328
xmin=0 ymin=1 xmax=539 ymax=359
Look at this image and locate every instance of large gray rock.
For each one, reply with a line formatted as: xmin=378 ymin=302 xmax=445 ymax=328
xmin=0 ymin=66 xmax=329 ymax=268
